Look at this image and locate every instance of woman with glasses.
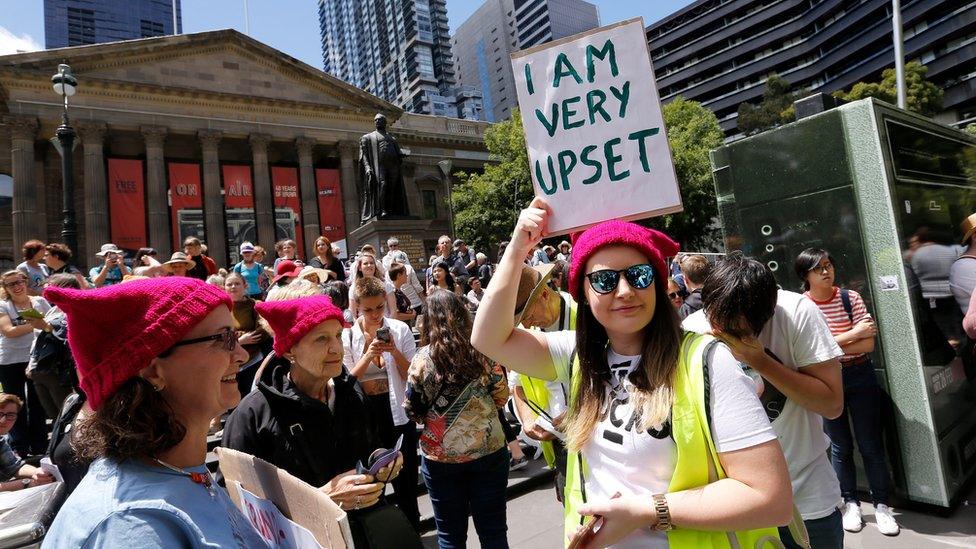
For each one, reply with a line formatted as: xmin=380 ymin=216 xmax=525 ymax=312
xmin=42 ymin=277 xmax=267 ymax=547
xmin=0 ymin=393 xmax=54 ymax=491
xmin=0 ymin=270 xmax=52 ymax=456
xmin=667 ymin=277 xmax=685 ymax=311
xmin=472 ymin=198 xmax=794 ymax=548
xmin=795 ymin=248 xmax=899 ymax=536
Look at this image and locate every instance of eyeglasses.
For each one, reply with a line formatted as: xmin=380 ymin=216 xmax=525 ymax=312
xmin=585 ymin=264 xmax=655 ymax=295
xmin=169 ymin=328 xmax=238 ymax=352
xmin=668 ymin=291 xmax=681 ymax=300
xmin=809 ymin=262 xmax=834 ymax=274
xmin=2 ymin=280 xmax=26 ymax=289
xmin=0 ymin=412 xmax=18 ymax=421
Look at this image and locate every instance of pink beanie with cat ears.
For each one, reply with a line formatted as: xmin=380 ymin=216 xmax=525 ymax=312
xmin=568 ymin=220 xmax=679 ymax=300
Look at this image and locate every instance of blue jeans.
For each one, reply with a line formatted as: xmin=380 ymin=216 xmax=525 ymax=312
xmin=421 ymin=447 xmax=509 ymax=549
xmin=779 ymin=509 xmax=844 ymax=549
xmin=823 ymin=360 xmax=891 ymax=505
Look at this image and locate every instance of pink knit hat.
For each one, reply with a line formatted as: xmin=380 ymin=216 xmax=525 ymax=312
xmin=255 ymin=295 xmax=349 ymax=356
xmin=568 ymin=220 xmax=679 ymax=300
xmin=43 ymin=278 xmax=232 ymax=410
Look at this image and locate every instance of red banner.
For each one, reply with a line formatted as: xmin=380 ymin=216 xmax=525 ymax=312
xmin=222 ymin=165 xmax=254 ymax=209
xmin=271 ymin=166 xmax=303 ymax=254
xmin=315 ymin=168 xmax=346 ymax=249
xmin=168 ymin=162 xmax=203 ymax=249
xmin=222 ymin=165 xmax=257 ymax=263
xmin=108 ymin=158 xmax=147 ymax=252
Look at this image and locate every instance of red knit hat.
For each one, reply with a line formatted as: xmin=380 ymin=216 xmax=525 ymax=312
xmin=43 ymin=278 xmax=232 ymax=410
xmin=568 ymin=220 xmax=679 ymax=300
xmin=255 ymin=295 xmax=349 ymax=356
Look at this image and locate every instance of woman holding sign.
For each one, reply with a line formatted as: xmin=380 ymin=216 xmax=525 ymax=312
xmin=472 ymin=198 xmax=794 ymax=548
xmin=41 ymin=277 xmax=267 ymax=547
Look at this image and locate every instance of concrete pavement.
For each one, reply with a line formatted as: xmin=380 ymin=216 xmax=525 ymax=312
xmin=421 ymin=480 xmax=976 ymax=548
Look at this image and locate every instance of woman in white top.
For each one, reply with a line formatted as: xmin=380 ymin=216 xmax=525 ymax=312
xmin=472 ymin=199 xmax=793 ymax=548
xmin=348 ymin=253 xmax=396 ymax=318
xmin=0 ymin=270 xmax=52 ymax=455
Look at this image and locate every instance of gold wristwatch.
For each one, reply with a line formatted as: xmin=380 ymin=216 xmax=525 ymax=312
xmin=651 ymin=493 xmax=673 ymax=531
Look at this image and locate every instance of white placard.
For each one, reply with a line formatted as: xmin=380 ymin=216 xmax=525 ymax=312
xmin=236 ymin=484 xmax=323 ymax=548
xmin=512 ymin=17 xmax=682 ymax=235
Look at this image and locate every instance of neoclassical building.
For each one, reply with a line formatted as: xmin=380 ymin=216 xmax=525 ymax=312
xmin=0 ymin=29 xmax=490 ymax=269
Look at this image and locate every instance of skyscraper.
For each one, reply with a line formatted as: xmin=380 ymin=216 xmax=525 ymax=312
xmin=318 ymin=0 xmax=459 ymax=117
xmin=44 ymin=0 xmax=182 ymax=49
xmin=452 ymin=0 xmax=599 ymax=122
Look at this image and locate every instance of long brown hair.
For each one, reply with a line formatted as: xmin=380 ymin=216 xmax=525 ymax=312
xmin=564 ymin=260 xmax=683 ymax=452
xmin=314 ymin=236 xmax=334 ymax=262
xmin=420 ymin=290 xmax=490 ymax=384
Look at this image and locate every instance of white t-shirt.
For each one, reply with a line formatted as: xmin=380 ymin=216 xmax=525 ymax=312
xmin=342 ymin=317 xmax=416 ymax=426
xmin=682 ymin=289 xmax=844 ymax=520
xmin=546 ymin=330 xmax=776 ymax=549
xmin=0 ymin=297 xmax=52 ymax=365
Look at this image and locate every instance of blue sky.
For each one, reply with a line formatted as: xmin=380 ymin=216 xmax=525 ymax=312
xmin=0 ymin=1 xmax=694 ymax=68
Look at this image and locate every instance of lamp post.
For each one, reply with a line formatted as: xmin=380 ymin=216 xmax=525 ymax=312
xmin=51 ymin=63 xmax=78 ymax=261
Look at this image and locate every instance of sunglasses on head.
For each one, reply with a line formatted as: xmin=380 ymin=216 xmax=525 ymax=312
xmin=169 ymin=327 xmax=238 ymax=352
xmin=585 ymin=264 xmax=655 ymax=294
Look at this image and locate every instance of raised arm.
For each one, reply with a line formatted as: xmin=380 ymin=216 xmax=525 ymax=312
xmin=471 ymin=197 xmax=557 ymax=381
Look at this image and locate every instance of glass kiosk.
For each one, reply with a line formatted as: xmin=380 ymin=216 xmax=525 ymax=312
xmin=710 ymin=98 xmax=976 ymax=507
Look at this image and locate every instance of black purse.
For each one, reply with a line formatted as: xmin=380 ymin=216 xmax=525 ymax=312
xmin=285 ymin=421 xmax=423 ymax=549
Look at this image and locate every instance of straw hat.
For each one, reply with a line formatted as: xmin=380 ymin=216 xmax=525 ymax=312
xmin=514 ymin=264 xmax=555 ymax=326
xmin=162 ymin=252 xmax=196 ymax=273
xmin=298 ymin=266 xmax=333 ymax=284
xmin=961 ymin=213 xmax=976 ymax=244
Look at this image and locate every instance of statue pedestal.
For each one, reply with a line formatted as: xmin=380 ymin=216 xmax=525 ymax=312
xmin=349 ymin=218 xmax=435 ymax=267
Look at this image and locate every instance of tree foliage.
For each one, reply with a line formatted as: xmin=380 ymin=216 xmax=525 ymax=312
xmin=452 ymin=110 xmax=533 ymax=259
xmin=965 ymin=124 xmax=976 ymax=137
xmin=736 ymin=75 xmax=798 ymax=136
xmin=833 ymin=61 xmax=943 ymax=117
xmin=452 ymin=99 xmax=725 ymax=257
xmin=641 ymin=97 xmax=725 ymax=250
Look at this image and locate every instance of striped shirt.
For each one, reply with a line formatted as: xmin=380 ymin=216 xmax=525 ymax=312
xmin=804 ymin=287 xmax=869 ymax=361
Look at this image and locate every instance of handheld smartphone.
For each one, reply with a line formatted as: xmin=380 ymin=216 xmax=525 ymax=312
xmin=567 ymin=491 xmax=621 ymax=549
xmin=375 ymin=327 xmax=391 ymax=343
xmin=356 ymin=434 xmax=404 ymax=478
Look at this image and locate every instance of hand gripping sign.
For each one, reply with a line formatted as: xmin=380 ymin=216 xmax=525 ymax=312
xmin=512 ymin=17 xmax=682 ymax=235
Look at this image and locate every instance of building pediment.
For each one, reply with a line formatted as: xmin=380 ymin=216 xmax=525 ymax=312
xmin=0 ymin=29 xmax=400 ymax=120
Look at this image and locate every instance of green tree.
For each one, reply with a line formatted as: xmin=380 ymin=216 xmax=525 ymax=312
xmin=452 ymin=110 xmax=534 ymax=259
xmin=965 ymin=123 xmax=976 ymax=137
xmin=642 ymin=97 xmax=725 ymax=250
xmin=833 ymin=61 xmax=943 ymax=117
xmin=736 ymin=75 xmax=798 ymax=136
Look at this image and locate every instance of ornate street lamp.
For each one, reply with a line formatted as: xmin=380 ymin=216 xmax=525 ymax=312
xmin=51 ymin=63 xmax=78 ymax=261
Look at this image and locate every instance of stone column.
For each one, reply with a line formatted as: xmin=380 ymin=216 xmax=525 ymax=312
xmin=5 ymin=116 xmax=38 ymax=248
xmin=296 ymin=136 xmax=320 ymax=259
xmin=77 ymin=121 xmax=108 ymax=263
xmin=141 ymin=126 xmax=171 ymax=257
xmin=248 ymin=133 xmax=274 ymax=251
xmin=338 ymin=140 xmax=361 ymax=239
xmin=198 ymin=130 xmax=227 ymax=266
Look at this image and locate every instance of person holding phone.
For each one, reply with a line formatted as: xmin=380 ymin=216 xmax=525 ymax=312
xmin=88 ymin=244 xmax=131 ymax=287
xmin=342 ymin=277 xmax=420 ymax=529
xmin=472 ymin=198 xmax=794 ymax=548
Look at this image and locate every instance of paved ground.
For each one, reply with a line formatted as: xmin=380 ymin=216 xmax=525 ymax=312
xmin=421 ymin=480 xmax=976 ymax=548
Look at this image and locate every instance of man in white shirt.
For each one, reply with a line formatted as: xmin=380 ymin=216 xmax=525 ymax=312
xmin=382 ymin=237 xmax=411 ymax=270
xmin=342 ymin=277 xmax=419 ymax=529
xmin=683 ymin=252 xmax=845 ymax=549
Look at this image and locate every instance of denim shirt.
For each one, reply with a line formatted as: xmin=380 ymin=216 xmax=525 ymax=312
xmin=0 ymin=435 xmax=25 ymax=478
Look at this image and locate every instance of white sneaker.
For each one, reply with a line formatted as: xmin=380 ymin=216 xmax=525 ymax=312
xmin=874 ymin=504 xmax=900 ymax=536
xmin=841 ymin=501 xmax=863 ymax=532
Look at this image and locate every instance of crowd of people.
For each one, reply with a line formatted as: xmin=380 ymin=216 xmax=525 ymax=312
xmin=4 ymin=208 xmax=976 ymax=548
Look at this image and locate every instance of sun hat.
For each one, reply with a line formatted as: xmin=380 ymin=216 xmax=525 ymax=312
xmin=240 ymin=241 xmax=256 ymax=254
xmin=514 ymin=264 xmax=556 ymax=326
xmin=960 ymin=213 xmax=976 ymax=244
xmin=95 ymin=243 xmax=124 ymax=257
xmin=255 ymin=295 xmax=350 ymax=356
xmin=272 ymin=259 xmax=303 ymax=285
xmin=43 ymin=278 xmax=232 ymax=410
xmin=162 ymin=252 xmax=196 ymax=273
xmin=568 ymin=220 xmax=679 ymax=301
xmin=298 ymin=266 xmax=333 ymax=284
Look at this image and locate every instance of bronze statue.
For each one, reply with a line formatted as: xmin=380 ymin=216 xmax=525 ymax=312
xmin=359 ymin=113 xmax=409 ymax=222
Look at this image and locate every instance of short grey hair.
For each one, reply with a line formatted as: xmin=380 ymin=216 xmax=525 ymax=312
xmin=476 ymin=252 xmax=487 ymax=262
xmin=387 ymin=237 xmax=399 ymax=246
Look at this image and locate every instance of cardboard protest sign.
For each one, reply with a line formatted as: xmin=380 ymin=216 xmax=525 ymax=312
xmin=512 ymin=17 xmax=681 ymax=234
xmin=217 ymin=447 xmax=352 ymax=549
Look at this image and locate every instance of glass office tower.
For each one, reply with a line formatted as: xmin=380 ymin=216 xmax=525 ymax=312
xmin=711 ymin=98 xmax=976 ymax=507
